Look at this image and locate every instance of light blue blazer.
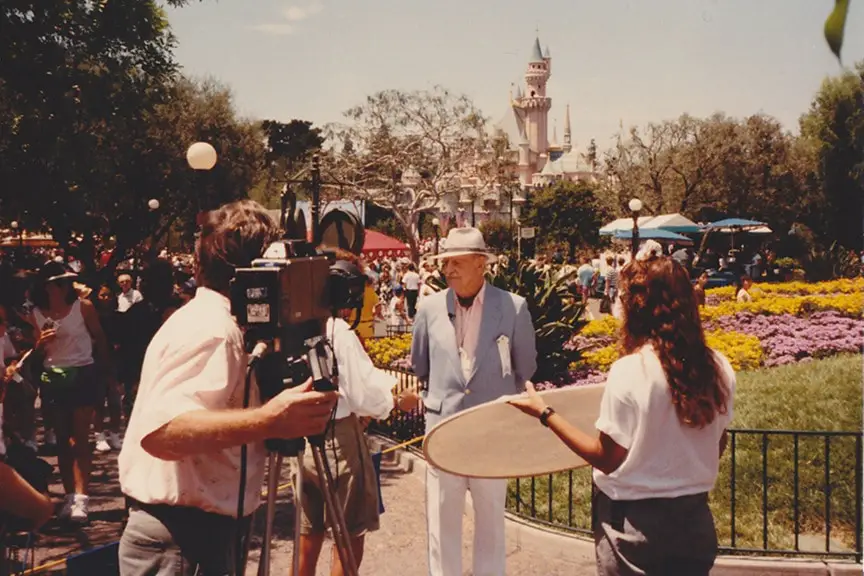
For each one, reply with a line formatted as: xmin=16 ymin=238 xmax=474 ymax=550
xmin=410 ymin=283 xmax=538 ymax=433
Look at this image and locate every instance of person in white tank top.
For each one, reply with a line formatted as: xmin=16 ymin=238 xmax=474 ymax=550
xmin=28 ymin=261 xmax=115 ymax=525
xmin=508 ymin=243 xmax=735 ymax=575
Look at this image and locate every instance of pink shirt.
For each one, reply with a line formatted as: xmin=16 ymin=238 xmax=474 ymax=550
xmin=454 ymin=282 xmax=486 ymax=362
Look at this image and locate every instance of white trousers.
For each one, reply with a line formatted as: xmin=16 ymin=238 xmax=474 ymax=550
xmin=426 ymin=465 xmax=507 ymax=576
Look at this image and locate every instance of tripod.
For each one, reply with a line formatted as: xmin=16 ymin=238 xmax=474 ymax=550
xmin=256 ymin=441 xmax=359 ymax=576
xmin=254 ymin=341 xmax=359 ymax=576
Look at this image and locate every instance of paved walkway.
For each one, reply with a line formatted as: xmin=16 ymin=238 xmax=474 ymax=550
xmin=26 ymin=438 xmax=595 ymax=574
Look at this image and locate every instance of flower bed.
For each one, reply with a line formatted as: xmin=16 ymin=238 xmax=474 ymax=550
xmin=363 ymin=279 xmax=863 ymax=383
xmin=573 ymin=279 xmax=864 ymax=380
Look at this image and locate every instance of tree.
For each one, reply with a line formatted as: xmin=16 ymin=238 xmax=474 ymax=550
xmin=251 ymin=119 xmax=324 ymax=208
xmin=798 ymin=61 xmax=864 ymax=252
xmin=0 ymin=0 xmax=177 ymax=270
xmin=524 ymin=180 xmax=608 ymax=259
xmin=324 ymin=86 xmax=488 ymax=261
xmin=479 ymin=218 xmax=515 ymax=253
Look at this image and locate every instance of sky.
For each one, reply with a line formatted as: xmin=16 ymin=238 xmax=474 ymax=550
xmin=164 ymin=0 xmax=863 ymax=153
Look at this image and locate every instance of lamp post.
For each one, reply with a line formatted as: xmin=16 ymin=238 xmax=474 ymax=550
xmin=432 ymin=217 xmax=440 ymax=255
xmin=10 ymin=221 xmax=21 ymax=249
xmin=628 ymin=197 xmax=643 ymax=257
xmin=186 ymin=142 xmax=218 ymax=227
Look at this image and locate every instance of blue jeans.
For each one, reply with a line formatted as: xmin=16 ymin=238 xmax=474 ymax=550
xmin=119 ymin=505 xmax=251 ymax=576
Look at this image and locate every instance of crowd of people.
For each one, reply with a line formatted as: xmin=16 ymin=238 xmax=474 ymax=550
xmin=0 ymin=212 xmax=768 ymax=576
xmin=0 ymin=246 xmax=201 ymax=530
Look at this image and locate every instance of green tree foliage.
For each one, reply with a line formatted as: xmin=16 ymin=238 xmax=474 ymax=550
xmin=523 ymin=180 xmax=607 ymax=259
xmin=487 ymin=260 xmax=585 ymax=382
xmin=479 ymin=218 xmax=515 ymax=253
xmin=798 ymin=62 xmax=864 ymax=252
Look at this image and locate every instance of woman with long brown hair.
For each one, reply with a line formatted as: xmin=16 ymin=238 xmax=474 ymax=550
xmin=509 ymin=243 xmax=736 ymax=575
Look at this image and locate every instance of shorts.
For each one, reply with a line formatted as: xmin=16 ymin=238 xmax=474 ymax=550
xmin=39 ymin=364 xmax=103 ymax=408
xmin=293 ymin=414 xmax=381 ymax=537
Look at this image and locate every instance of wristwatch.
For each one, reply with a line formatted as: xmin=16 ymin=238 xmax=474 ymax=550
xmin=539 ymin=406 xmax=556 ymax=427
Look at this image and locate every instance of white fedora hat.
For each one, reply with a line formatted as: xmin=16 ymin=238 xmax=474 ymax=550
xmin=434 ymin=227 xmax=497 ymax=263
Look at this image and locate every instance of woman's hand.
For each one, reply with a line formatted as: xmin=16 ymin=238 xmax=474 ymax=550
xmin=506 ymin=380 xmax=548 ymax=419
xmin=35 ymin=328 xmax=57 ymax=351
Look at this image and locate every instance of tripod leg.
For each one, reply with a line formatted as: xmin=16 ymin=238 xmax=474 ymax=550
xmin=257 ymin=453 xmax=283 ymax=576
xmin=310 ymin=445 xmax=359 ymax=576
xmin=292 ymin=448 xmax=304 ymax=576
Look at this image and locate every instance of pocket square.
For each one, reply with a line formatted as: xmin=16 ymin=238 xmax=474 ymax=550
xmin=497 ymin=335 xmax=512 ymax=378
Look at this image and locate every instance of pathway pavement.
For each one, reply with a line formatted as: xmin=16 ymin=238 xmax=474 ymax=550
xmin=26 ymin=438 xmax=595 ymax=575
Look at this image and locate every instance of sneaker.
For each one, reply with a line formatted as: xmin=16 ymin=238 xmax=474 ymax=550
xmin=58 ymin=494 xmax=74 ymax=520
xmin=69 ymin=494 xmax=89 ymax=524
xmin=44 ymin=429 xmax=57 ymax=447
xmin=106 ymin=431 xmax=123 ymax=450
xmin=95 ymin=431 xmax=111 ymax=453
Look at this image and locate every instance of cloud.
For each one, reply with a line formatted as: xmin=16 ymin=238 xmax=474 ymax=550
xmin=249 ymin=23 xmax=294 ymax=36
xmin=250 ymin=2 xmax=323 ymax=35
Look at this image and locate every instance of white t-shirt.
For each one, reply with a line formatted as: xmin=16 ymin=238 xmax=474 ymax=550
xmin=402 ymin=271 xmax=421 ymax=291
xmin=593 ymin=345 xmax=736 ymax=500
xmin=117 ymin=289 xmax=143 ymax=312
xmin=118 ymin=287 xmax=266 ymax=517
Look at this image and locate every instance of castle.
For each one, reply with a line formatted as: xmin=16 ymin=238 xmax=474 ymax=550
xmin=440 ymin=36 xmax=597 ymax=228
xmin=493 ymin=35 xmax=597 ymax=188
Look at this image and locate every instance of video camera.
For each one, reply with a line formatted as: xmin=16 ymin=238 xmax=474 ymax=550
xmin=229 ymin=192 xmax=367 ymax=452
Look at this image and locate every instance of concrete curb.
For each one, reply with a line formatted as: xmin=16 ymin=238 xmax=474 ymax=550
xmin=372 ymin=435 xmax=863 ymax=576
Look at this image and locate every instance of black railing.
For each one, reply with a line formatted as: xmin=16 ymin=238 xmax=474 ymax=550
xmin=369 ymin=368 xmax=863 ymax=562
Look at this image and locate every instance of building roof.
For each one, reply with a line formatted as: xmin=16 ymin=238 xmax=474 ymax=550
xmin=531 ymin=37 xmax=544 ymax=61
xmin=493 ymin=105 xmax=526 ymax=149
xmin=541 ymin=149 xmax=590 ymax=175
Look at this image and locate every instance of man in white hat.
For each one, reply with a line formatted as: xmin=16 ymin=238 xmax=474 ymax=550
xmin=405 ymin=226 xmax=537 ymax=575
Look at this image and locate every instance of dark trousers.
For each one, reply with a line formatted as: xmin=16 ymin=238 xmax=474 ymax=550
xmin=405 ymin=289 xmax=419 ymax=318
xmin=119 ymin=504 xmax=252 ymax=576
xmin=593 ymin=489 xmax=717 ymax=576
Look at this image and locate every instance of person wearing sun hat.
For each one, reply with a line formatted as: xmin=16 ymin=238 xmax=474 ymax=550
xmin=405 ymin=226 xmax=537 ymax=575
xmin=26 ymin=260 xmax=116 ymax=524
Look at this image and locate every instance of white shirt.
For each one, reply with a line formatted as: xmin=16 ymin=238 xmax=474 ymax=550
xmin=327 ymin=317 xmax=397 ymax=421
xmin=117 ymin=289 xmax=143 ymax=312
xmin=33 ymin=301 xmax=93 ymax=368
xmin=118 ymin=287 xmax=266 ymax=518
xmin=402 ymin=271 xmax=421 ymax=291
xmin=593 ymin=345 xmax=736 ymax=500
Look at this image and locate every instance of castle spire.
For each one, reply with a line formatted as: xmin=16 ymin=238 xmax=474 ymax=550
xmin=563 ymin=103 xmax=572 ymax=153
xmin=530 ymin=36 xmax=544 ymax=62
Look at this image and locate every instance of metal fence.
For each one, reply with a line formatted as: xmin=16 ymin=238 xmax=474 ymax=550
xmin=371 ymin=368 xmax=863 ymax=562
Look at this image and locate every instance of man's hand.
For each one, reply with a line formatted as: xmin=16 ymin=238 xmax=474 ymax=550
xmin=262 ymin=379 xmax=339 ymax=439
xmin=396 ymin=385 xmax=421 ymax=412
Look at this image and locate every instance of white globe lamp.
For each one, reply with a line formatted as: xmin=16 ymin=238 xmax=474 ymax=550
xmin=186 ymin=142 xmax=218 ymax=170
xmin=628 ymin=198 xmax=643 ymax=213
xmin=148 ymin=199 xmax=160 ymax=211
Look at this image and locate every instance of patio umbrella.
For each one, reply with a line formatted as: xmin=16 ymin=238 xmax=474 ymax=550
xmin=703 ymin=218 xmax=770 ymax=232
xmin=640 ymin=213 xmax=702 ymax=234
xmin=613 ymin=228 xmax=693 ymax=244
xmin=599 ymin=216 xmax=654 ymax=236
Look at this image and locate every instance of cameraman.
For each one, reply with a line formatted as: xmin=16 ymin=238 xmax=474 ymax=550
xmin=296 ymin=251 xmax=418 ymax=576
xmin=117 ymin=200 xmax=339 ymax=576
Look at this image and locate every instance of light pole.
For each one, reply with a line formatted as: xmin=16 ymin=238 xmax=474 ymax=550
xmin=10 ymin=221 xmax=21 ymax=249
xmin=628 ymin=197 xmax=643 ymax=257
xmin=432 ymin=217 xmax=440 ymax=255
xmin=186 ymin=142 xmax=218 ymax=227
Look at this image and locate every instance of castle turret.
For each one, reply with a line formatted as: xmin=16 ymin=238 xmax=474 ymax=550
xmin=518 ymin=132 xmax=532 ymax=187
xmin=563 ymin=103 xmax=572 ymax=153
xmin=524 ymin=36 xmax=552 ymax=158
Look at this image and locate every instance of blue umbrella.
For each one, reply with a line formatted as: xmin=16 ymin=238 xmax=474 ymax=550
xmin=613 ymin=228 xmax=691 ymax=242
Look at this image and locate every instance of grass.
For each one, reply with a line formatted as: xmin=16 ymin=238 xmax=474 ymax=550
xmin=506 ymin=354 xmax=863 ymax=556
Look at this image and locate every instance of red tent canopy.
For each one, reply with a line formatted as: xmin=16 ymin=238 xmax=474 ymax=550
xmin=362 ymin=230 xmax=409 ymax=259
